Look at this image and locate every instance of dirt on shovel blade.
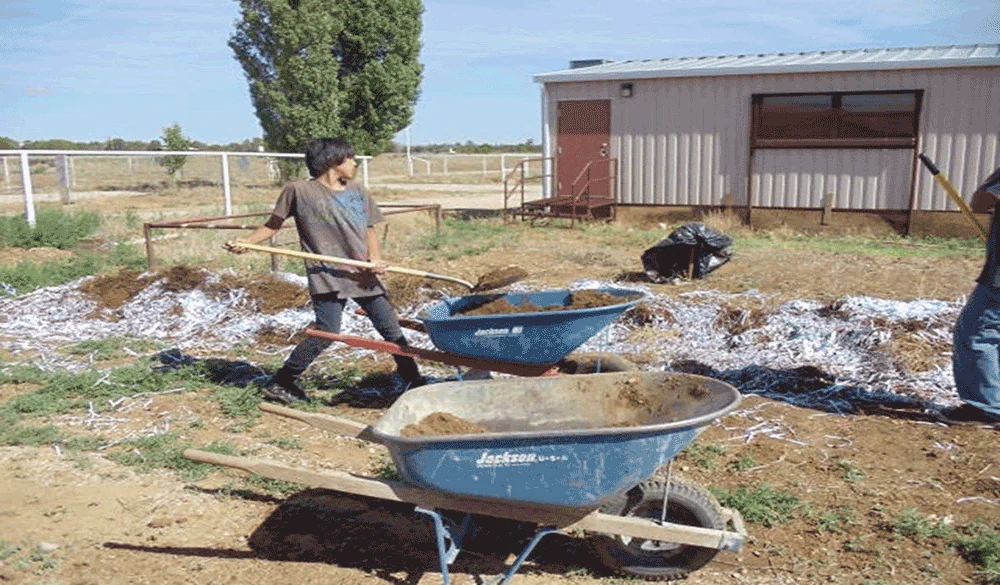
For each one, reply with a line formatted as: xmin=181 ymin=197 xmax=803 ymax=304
xmin=456 ymin=290 xmax=638 ymax=316
xmin=472 ymin=266 xmax=528 ymax=292
xmin=400 ymin=412 xmax=489 ymax=437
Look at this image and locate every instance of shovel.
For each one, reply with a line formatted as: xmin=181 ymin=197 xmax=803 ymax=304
xmin=228 ymin=241 xmax=526 ymax=293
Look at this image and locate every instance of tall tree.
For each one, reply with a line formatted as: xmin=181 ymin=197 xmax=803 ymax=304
xmin=229 ymin=0 xmax=423 ymax=159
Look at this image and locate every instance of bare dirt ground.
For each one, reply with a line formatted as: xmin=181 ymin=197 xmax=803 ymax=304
xmin=1 ymin=203 xmax=996 ymax=585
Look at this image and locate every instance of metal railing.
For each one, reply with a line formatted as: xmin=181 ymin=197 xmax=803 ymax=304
xmin=503 ymin=156 xmax=553 ymax=221
xmin=0 ymin=149 xmax=373 ymax=227
xmin=566 ymin=157 xmax=618 ymax=227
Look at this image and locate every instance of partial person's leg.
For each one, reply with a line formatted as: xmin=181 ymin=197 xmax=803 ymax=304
xmin=356 ymin=295 xmax=423 ymax=386
xmin=273 ymin=294 xmax=346 ymax=396
xmin=952 ymin=284 xmax=1000 ymax=419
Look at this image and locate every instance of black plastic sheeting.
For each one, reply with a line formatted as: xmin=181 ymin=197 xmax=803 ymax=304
xmin=641 ymin=222 xmax=733 ymax=282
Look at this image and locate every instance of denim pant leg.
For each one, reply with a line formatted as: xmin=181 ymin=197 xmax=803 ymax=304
xmin=355 ymin=295 xmax=422 ymax=383
xmin=280 ymin=294 xmax=346 ymax=379
xmin=953 ymin=284 xmax=1000 ymax=417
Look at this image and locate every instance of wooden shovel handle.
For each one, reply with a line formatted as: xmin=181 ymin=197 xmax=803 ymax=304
xmin=259 ymin=402 xmax=373 ymax=440
xmin=232 ymin=241 xmax=475 ymax=289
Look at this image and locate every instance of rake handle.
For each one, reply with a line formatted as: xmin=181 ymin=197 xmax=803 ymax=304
xmin=231 ymin=241 xmax=475 ymax=289
xmin=919 ymin=153 xmax=988 ymax=242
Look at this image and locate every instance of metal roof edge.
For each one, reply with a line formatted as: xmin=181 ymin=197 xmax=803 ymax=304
xmin=532 ymin=56 xmax=1000 ymax=84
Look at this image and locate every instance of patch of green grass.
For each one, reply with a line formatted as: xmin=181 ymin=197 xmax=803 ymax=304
xmin=710 ymin=484 xmax=801 ymax=527
xmin=65 ymin=337 xmax=164 ymax=361
xmin=891 ymin=508 xmax=955 ymax=541
xmin=106 ymin=434 xmax=234 ymax=481
xmin=729 ymin=455 xmax=757 ymax=472
xmin=0 ymin=417 xmax=64 ymax=447
xmin=268 ymin=436 xmax=302 ymax=450
xmin=836 ymin=459 xmax=866 ymax=484
xmin=680 ymin=442 xmax=727 ymax=470
xmin=416 ymin=218 xmax=519 ymax=260
xmin=0 ymin=540 xmax=20 ymax=561
xmin=734 ymin=231 xmax=983 ymax=260
xmin=954 ymin=524 xmax=1000 ymax=584
xmin=815 ymin=507 xmax=856 ymax=534
xmin=0 ymin=208 xmax=101 ymax=249
xmin=64 ymin=436 xmax=107 ymax=451
xmin=0 ymin=359 xmax=219 ymax=417
xmin=213 ymin=385 xmax=262 ymax=421
xmin=222 ymin=475 xmax=304 ymax=498
xmin=372 ymin=454 xmax=400 ymax=481
xmin=0 ymin=243 xmax=146 ymax=297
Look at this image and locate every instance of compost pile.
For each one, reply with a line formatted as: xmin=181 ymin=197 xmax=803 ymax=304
xmin=455 ymin=290 xmax=637 ymax=316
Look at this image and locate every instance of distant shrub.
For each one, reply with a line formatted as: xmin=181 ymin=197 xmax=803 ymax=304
xmin=0 ymin=208 xmax=101 ymax=249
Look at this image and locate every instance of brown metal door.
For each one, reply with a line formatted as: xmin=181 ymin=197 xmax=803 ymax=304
xmin=557 ymin=100 xmax=611 ymax=199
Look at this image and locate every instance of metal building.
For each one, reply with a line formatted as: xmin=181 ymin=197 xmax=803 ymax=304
xmin=532 ymin=45 xmax=1000 ymax=216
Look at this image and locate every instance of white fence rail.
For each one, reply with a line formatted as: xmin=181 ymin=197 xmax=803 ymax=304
xmin=0 ymin=149 xmax=372 ymax=227
xmin=391 ymin=153 xmax=539 ymax=179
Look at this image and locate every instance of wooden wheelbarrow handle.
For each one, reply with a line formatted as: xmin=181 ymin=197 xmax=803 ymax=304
xmin=258 ymin=402 xmax=374 ymax=440
xmin=233 ymin=241 xmax=475 ymax=289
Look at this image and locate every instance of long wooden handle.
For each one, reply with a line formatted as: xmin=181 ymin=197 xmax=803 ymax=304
xmin=234 ymin=241 xmax=475 ymax=289
xmin=259 ymin=402 xmax=373 ymax=439
xmin=919 ymin=154 xmax=988 ymax=242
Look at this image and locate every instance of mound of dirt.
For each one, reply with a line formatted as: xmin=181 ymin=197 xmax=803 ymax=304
xmin=400 ymin=412 xmax=488 ymax=437
xmin=473 ymin=266 xmax=528 ymax=291
xmin=207 ymin=274 xmax=310 ymax=315
xmin=160 ymin=265 xmax=209 ymax=292
xmin=80 ymin=269 xmax=155 ymax=310
xmin=455 ymin=290 xmax=637 ymax=316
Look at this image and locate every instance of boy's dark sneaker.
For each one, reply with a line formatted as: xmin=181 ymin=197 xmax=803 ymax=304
xmin=935 ymin=404 xmax=1000 ymax=427
xmin=260 ymin=375 xmax=311 ymax=405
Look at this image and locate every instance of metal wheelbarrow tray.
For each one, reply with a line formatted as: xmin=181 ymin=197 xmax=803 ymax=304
xmin=185 ymin=371 xmax=747 ymax=584
xmin=304 ymin=287 xmax=644 ymax=376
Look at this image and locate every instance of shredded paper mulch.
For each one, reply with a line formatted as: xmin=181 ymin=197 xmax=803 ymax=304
xmin=0 ymin=271 xmax=963 ymax=413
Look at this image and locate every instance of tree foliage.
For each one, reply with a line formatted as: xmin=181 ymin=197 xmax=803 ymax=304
xmin=229 ymin=0 xmax=423 ymax=157
xmin=157 ymin=123 xmax=192 ymax=179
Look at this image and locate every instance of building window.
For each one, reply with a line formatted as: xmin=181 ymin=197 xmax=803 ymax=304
xmin=752 ymin=90 xmax=921 ymax=149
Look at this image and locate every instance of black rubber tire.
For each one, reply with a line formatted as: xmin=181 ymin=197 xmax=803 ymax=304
xmin=556 ymin=352 xmax=636 ymax=374
xmin=591 ymin=479 xmax=725 ymax=581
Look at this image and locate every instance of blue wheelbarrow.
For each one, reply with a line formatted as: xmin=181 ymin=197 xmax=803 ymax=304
xmin=185 ymin=370 xmax=747 ymax=583
xmin=305 ymin=287 xmax=645 ymax=376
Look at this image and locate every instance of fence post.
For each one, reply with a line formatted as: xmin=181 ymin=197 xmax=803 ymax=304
xmin=821 ymin=193 xmax=834 ymax=225
xmin=361 ymin=157 xmax=370 ymax=189
xmin=56 ymin=154 xmax=72 ymax=204
xmin=221 ymin=153 xmax=232 ymax=216
xmin=2 ymin=156 xmax=9 ymax=192
xmin=68 ymin=156 xmax=76 ymax=188
xmin=144 ymin=222 xmax=157 ymax=269
xmin=501 ymin=154 xmax=506 ymax=179
xmin=482 ymin=155 xmax=488 ymax=177
xmin=127 ymin=156 xmax=134 ymax=176
xmin=19 ymin=151 xmax=35 ymax=227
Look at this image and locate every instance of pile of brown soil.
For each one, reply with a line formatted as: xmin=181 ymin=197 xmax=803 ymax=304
xmin=80 ymin=269 xmax=155 ymax=310
xmin=207 ymin=274 xmax=310 ymax=314
xmin=714 ymin=302 xmax=772 ymax=336
xmin=605 ymin=374 xmax=712 ymax=427
xmin=400 ymin=412 xmax=489 ymax=437
xmin=473 ymin=266 xmax=528 ymax=292
xmin=161 ymin=265 xmax=209 ymax=292
xmin=456 ymin=290 xmax=637 ymax=316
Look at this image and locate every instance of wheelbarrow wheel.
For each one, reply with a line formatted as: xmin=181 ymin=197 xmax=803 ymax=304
xmin=591 ymin=479 xmax=725 ymax=581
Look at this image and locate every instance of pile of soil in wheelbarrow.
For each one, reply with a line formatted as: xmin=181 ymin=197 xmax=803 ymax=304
xmin=604 ymin=374 xmax=712 ymax=426
xmin=400 ymin=412 xmax=489 ymax=437
xmin=455 ymin=290 xmax=639 ymax=317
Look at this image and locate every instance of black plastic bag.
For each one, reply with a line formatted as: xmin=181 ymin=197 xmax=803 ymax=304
xmin=641 ymin=222 xmax=732 ymax=282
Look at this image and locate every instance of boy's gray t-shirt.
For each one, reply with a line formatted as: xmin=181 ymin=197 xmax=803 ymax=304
xmin=265 ymin=179 xmax=385 ymax=297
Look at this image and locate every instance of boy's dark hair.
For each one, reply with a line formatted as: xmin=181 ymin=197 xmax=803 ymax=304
xmin=304 ymin=138 xmax=355 ymax=178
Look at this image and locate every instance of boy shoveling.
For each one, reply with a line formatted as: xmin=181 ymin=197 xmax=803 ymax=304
xmin=227 ymin=137 xmax=423 ymax=404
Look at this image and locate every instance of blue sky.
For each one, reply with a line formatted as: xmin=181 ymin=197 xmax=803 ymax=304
xmin=0 ymin=0 xmax=997 ymax=148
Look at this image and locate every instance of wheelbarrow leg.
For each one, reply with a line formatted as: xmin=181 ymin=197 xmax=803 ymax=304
xmin=492 ymin=526 xmax=560 ymax=585
xmin=415 ymin=507 xmax=474 ymax=585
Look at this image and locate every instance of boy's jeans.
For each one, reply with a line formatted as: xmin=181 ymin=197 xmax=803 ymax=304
xmin=953 ymin=283 xmax=1000 ymax=417
xmin=279 ymin=293 xmax=421 ymax=384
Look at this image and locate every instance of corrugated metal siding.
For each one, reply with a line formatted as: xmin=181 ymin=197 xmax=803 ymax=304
xmin=543 ymin=66 xmax=1000 ymax=210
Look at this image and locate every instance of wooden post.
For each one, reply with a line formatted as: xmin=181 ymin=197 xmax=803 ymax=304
xmin=20 ymin=151 xmax=35 ymax=227
xmin=435 ymin=204 xmax=442 ymax=234
xmin=143 ymin=223 xmax=156 ymax=269
xmin=221 ymin=153 xmax=232 ymax=216
xmin=360 ymin=157 xmax=370 ymax=189
xmin=501 ymin=154 xmax=507 ymax=179
xmin=821 ymin=193 xmax=833 ymax=226
xmin=56 ymin=155 xmax=72 ymax=204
